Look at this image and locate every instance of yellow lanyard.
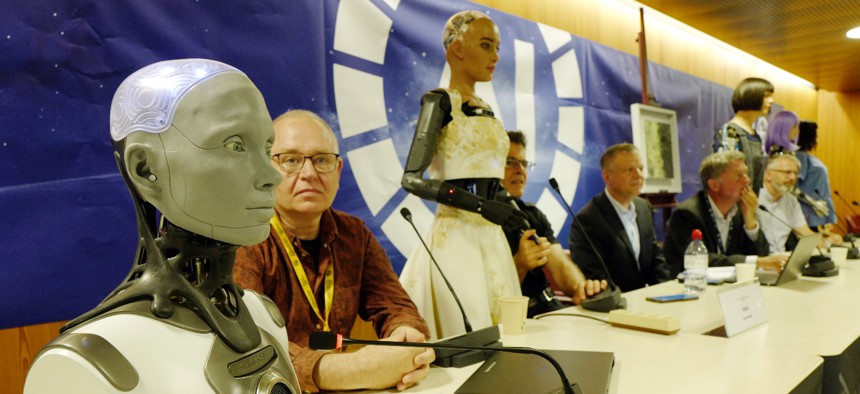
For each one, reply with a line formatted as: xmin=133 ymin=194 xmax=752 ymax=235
xmin=270 ymin=216 xmax=334 ymax=331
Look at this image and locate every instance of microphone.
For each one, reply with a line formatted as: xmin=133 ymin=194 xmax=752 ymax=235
xmin=834 ymin=190 xmax=860 ymax=216
xmin=757 ymin=205 xmax=803 ymax=238
xmin=549 ymin=178 xmax=626 ymax=312
xmin=497 ymin=189 xmax=540 ymax=244
xmin=818 ymin=216 xmax=860 ymax=259
xmin=757 ymin=205 xmax=818 ymax=251
xmin=400 ymin=207 xmax=472 ymax=332
xmin=813 ymin=194 xmax=857 ymax=242
xmin=400 ymin=207 xmax=502 ymax=368
xmin=785 ymin=187 xmax=829 ymax=217
xmin=309 ymin=331 xmax=582 ymax=394
xmin=833 ymin=190 xmax=860 ymax=238
xmin=807 ymin=190 xmax=860 ymax=256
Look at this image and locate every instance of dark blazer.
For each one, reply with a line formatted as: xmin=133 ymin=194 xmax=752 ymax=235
xmin=663 ymin=190 xmax=769 ymax=273
xmin=569 ymin=192 xmax=673 ymax=292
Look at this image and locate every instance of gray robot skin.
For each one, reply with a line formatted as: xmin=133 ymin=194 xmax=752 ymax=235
xmin=25 ymin=59 xmax=300 ymax=394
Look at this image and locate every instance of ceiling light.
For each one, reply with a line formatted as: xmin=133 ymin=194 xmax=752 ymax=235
xmin=847 ymin=27 xmax=860 ymax=39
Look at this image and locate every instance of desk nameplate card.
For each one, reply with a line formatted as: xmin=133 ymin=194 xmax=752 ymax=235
xmin=715 ymin=278 xmax=768 ymax=337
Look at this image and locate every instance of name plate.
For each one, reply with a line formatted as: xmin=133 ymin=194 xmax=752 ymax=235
xmin=715 ymin=278 xmax=768 ymax=337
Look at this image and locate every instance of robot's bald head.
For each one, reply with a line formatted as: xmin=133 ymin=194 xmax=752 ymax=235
xmin=111 ymin=59 xmax=281 ymax=245
xmin=110 ymin=59 xmax=241 ymax=141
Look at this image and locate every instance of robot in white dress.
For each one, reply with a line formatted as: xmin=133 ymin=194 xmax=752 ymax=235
xmin=24 ymin=59 xmax=301 ymax=393
xmin=399 ymin=11 xmax=529 ymax=340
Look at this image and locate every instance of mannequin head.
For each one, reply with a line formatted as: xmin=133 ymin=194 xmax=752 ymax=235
xmin=111 ymin=59 xmax=281 ymax=246
xmin=443 ymin=11 xmax=500 ymax=86
xmin=731 ymin=77 xmax=774 ymax=115
xmin=764 ymin=110 xmax=799 ymax=153
xmin=797 ymin=120 xmax=818 ymax=152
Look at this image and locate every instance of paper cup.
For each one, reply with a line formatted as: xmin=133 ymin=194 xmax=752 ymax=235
xmin=830 ymin=246 xmax=849 ymax=268
xmin=735 ymin=263 xmax=756 ymax=282
xmin=499 ymin=295 xmax=529 ymax=335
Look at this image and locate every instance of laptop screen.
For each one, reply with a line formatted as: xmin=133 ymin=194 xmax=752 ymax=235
xmin=774 ymin=233 xmax=821 ymax=286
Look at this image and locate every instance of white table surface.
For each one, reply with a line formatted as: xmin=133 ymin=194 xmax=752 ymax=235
xmin=346 ymin=260 xmax=860 ymax=393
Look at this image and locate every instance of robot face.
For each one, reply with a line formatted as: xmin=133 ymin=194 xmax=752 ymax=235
xmin=129 ymin=72 xmax=282 ymax=245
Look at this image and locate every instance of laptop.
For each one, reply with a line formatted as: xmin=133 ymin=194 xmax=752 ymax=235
xmin=455 ymin=349 xmax=614 ymax=394
xmin=757 ymin=233 xmax=822 ymax=286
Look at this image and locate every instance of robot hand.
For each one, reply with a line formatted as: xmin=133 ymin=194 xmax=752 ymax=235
xmin=812 ymin=199 xmax=830 ymax=216
xmin=479 ymin=199 xmax=530 ymax=233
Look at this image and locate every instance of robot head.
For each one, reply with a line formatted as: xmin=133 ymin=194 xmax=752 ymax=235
xmin=441 ymin=10 xmax=491 ymax=50
xmin=110 ymin=59 xmax=281 ymax=246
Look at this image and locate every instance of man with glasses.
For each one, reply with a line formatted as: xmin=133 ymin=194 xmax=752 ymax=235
xmin=570 ymin=143 xmax=674 ymax=292
xmin=498 ymin=131 xmax=606 ymax=317
xmin=757 ymin=152 xmax=837 ymax=252
xmin=233 ymin=110 xmax=433 ymax=393
xmin=664 ymin=151 xmax=781 ymax=273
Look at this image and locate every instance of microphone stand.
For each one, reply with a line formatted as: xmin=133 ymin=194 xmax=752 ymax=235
xmin=834 ymin=190 xmax=860 ymax=216
xmin=824 ymin=220 xmax=860 ymax=260
xmin=830 ymin=191 xmax=860 ymax=258
xmin=834 ymin=190 xmax=860 ymax=236
xmin=400 ymin=208 xmax=501 ymax=368
xmin=549 ymin=178 xmax=626 ymax=312
xmin=309 ymin=332 xmax=582 ymax=394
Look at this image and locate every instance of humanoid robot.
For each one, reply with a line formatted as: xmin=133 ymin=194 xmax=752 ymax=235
xmin=398 ymin=11 xmax=529 ymax=339
xmin=25 ymin=59 xmax=301 ymax=393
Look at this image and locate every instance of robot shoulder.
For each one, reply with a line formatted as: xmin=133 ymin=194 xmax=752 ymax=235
xmin=25 ymin=332 xmax=138 ymax=393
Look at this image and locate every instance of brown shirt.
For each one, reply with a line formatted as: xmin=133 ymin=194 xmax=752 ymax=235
xmin=234 ymin=208 xmax=429 ymax=392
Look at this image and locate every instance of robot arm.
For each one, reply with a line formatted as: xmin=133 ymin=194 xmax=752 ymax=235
xmin=401 ymin=90 xmax=528 ymax=232
xmin=401 ymin=90 xmax=455 ymax=202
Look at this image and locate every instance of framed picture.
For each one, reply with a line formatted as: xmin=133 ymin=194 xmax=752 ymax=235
xmin=630 ymin=103 xmax=681 ymax=194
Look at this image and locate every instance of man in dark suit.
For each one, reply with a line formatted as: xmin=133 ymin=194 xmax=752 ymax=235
xmin=569 ymin=143 xmax=673 ymax=292
xmin=499 ymin=131 xmax=606 ymax=317
xmin=664 ymin=151 xmax=785 ymax=273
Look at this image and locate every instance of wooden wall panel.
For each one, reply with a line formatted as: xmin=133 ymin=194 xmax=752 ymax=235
xmin=1 ymin=321 xmax=65 ymax=394
xmin=473 ymin=0 xmax=819 ymax=119
xmin=815 ymin=90 xmax=860 ymax=230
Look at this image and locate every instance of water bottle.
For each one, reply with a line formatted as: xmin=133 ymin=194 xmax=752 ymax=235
xmin=683 ymin=229 xmax=708 ymax=294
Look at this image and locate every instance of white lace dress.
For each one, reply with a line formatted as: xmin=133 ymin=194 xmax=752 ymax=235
xmin=399 ymin=89 xmax=521 ymax=340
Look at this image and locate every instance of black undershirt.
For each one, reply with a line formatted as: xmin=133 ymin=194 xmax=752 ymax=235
xmin=299 ymin=237 xmax=322 ymax=264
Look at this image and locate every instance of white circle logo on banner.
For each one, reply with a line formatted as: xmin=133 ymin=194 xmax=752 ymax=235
xmin=330 ymin=2 xmax=584 ymax=267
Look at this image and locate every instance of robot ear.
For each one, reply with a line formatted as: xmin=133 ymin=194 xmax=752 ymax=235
xmin=124 ymin=142 xmax=164 ymax=201
xmin=447 ymin=39 xmax=464 ymax=60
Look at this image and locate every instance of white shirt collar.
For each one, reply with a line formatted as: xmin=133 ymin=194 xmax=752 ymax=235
xmin=605 ymin=189 xmax=636 ymax=217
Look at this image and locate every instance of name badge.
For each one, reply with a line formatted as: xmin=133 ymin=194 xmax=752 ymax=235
xmin=716 ymin=278 xmax=768 ymax=337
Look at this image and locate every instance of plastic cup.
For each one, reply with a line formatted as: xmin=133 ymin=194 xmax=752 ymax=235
xmin=735 ymin=263 xmax=756 ymax=282
xmin=830 ymin=247 xmax=849 ymax=268
xmin=499 ymin=296 xmax=529 ymax=335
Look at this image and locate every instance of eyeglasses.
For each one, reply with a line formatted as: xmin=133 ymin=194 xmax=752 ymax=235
xmin=271 ymin=152 xmax=340 ymax=175
xmin=505 ymin=158 xmax=535 ymax=170
xmin=769 ymin=168 xmax=799 ymax=176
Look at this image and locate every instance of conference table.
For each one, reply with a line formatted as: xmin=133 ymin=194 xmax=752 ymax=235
xmin=351 ymin=259 xmax=860 ymax=393
xmin=401 ymin=318 xmax=822 ymax=393
xmin=595 ymin=258 xmax=860 ymax=394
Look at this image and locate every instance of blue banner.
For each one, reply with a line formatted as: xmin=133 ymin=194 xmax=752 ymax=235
xmin=0 ymin=0 xmax=732 ymax=328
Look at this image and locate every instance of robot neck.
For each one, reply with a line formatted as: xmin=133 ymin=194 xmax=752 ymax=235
xmin=63 ymin=209 xmax=262 ymax=353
